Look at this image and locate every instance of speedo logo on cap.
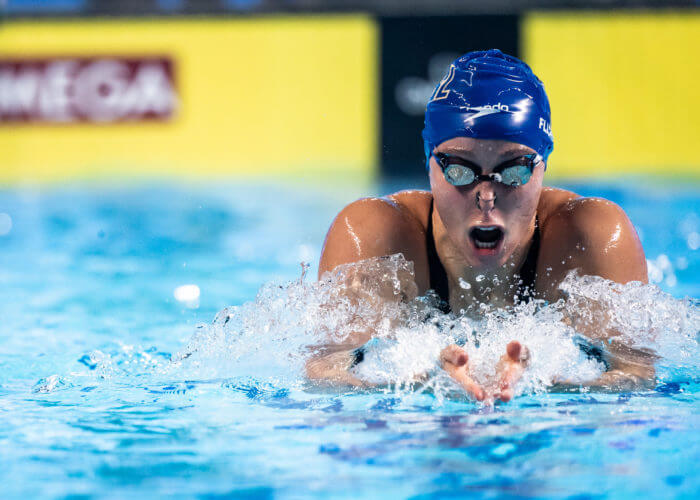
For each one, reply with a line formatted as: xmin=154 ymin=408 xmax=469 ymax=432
xmin=481 ymin=103 xmax=510 ymax=111
xmin=464 ymin=103 xmax=512 ymax=121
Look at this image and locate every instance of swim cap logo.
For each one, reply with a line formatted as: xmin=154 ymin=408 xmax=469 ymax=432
xmin=538 ymin=117 xmax=553 ymax=138
xmin=464 ymin=103 xmax=512 ymax=121
xmin=429 ymin=65 xmax=473 ymax=103
xmin=481 ymin=103 xmax=509 ymax=111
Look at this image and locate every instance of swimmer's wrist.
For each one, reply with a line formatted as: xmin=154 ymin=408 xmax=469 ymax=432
xmin=349 ymin=338 xmax=380 ymax=368
xmin=350 ymin=346 xmax=366 ymax=368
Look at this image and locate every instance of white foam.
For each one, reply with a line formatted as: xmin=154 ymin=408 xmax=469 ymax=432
xmin=162 ymin=254 xmax=699 ymax=399
xmin=53 ymin=254 xmax=699 ymax=401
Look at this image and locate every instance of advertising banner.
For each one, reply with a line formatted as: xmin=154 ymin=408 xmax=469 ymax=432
xmin=0 ymin=57 xmax=176 ymax=123
xmin=0 ymin=16 xmax=377 ymax=182
xmin=523 ymin=11 xmax=700 ymax=177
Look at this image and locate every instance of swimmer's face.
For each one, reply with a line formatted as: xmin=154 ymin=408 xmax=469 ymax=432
xmin=428 ymin=137 xmax=545 ymax=270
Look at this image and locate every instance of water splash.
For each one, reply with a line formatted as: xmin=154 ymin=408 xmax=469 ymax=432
xmin=559 ymin=272 xmax=700 ymax=381
xmin=42 ymin=254 xmax=700 ymax=401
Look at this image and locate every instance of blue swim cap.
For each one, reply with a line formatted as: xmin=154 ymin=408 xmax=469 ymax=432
xmin=422 ymin=49 xmax=553 ymax=170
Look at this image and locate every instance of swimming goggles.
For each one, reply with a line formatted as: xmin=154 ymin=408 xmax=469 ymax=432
xmin=432 ymin=152 xmax=542 ymax=187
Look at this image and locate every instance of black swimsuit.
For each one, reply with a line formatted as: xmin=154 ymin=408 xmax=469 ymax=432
xmin=425 ymin=199 xmax=540 ymax=312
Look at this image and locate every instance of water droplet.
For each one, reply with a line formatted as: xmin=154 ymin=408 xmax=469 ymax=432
xmin=458 ymin=277 xmax=471 ymax=290
xmin=475 ymin=275 xmax=485 ymax=282
xmin=174 ymin=284 xmax=200 ymax=308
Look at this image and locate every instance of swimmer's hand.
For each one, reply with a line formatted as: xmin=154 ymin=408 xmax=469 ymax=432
xmin=440 ymin=344 xmax=485 ymax=401
xmin=440 ymin=341 xmax=529 ymax=403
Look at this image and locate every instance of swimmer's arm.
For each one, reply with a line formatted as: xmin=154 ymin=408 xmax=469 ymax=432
xmin=572 ymin=368 xmax=655 ymax=391
xmin=318 ymin=196 xmax=429 ymax=289
xmin=551 ymin=348 xmax=657 ymax=392
xmin=305 ymin=344 xmax=370 ymax=388
xmin=307 ymin=196 xmax=429 ymax=388
xmin=540 ymin=197 xmax=656 ymax=390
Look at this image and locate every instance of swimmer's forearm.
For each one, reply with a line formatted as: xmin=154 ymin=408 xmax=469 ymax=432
xmin=588 ymin=362 xmax=656 ymax=390
xmin=305 ymin=349 xmax=370 ymax=388
xmin=588 ymin=369 xmax=656 ymax=390
xmin=552 ymin=365 xmax=656 ymax=392
xmin=560 ymin=318 xmax=658 ymax=392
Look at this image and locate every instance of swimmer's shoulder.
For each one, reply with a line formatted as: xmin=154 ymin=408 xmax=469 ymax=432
xmin=386 ymin=189 xmax=433 ymax=230
xmin=536 ymin=186 xmax=579 ymax=223
xmin=318 ymin=190 xmax=431 ymax=288
xmin=536 ymin=187 xmax=647 ymax=298
xmin=538 ymin=186 xmax=641 ymax=247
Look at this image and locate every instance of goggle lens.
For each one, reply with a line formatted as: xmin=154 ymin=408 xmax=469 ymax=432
xmin=500 ymin=164 xmax=532 ymax=186
xmin=444 ymin=164 xmax=476 ymax=185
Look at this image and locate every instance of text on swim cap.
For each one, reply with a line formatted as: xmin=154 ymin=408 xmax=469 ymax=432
xmin=430 ymin=65 xmax=456 ymax=102
xmin=429 ymin=65 xmax=475 ymax=103
xmin=539 ymin=117 xmax=552 ymax=138
xmin=480 ymin=103 xmax=509 ymax=111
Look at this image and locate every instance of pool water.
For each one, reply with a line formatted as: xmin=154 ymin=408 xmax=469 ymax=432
xmin=1 ymin=178 xmax=699 ymax=499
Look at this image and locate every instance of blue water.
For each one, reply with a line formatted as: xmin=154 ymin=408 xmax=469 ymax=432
xmin=0 ymin=179 xmax=698 ymax=499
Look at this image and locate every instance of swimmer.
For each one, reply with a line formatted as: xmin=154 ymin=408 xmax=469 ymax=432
xmin=306 ymin=49 xmax=655 ymax=401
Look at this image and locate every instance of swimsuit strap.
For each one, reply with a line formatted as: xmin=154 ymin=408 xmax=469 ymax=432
xmin=426 ymin=199 xmax=541 ymax=310
xmin=426 ymin=198 xmax=450 ymax=311
xmin=515 ymin=216 xmax=540 ymax=302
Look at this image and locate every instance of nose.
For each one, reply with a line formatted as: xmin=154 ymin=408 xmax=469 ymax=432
xmin=475 ymin=185 xmax=497 ymax=212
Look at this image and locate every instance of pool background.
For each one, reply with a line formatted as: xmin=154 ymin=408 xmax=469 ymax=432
xmin=0 ymin=178 xmax=698 ymax=499
xmin=2 ymin=2 xmax=698 ymax=496
xmin=2 ymin=10 xmax=698 ymax=182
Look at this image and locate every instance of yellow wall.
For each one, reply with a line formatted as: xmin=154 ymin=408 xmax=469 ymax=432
xmin=523 ymin=11 xmax=700 ymax=178
xmin=0 ymin=16 xmax=377 ymax=183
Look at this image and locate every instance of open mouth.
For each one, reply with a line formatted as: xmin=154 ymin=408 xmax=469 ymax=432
xmin=469 ymin=226 xmax=505 ymax=251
